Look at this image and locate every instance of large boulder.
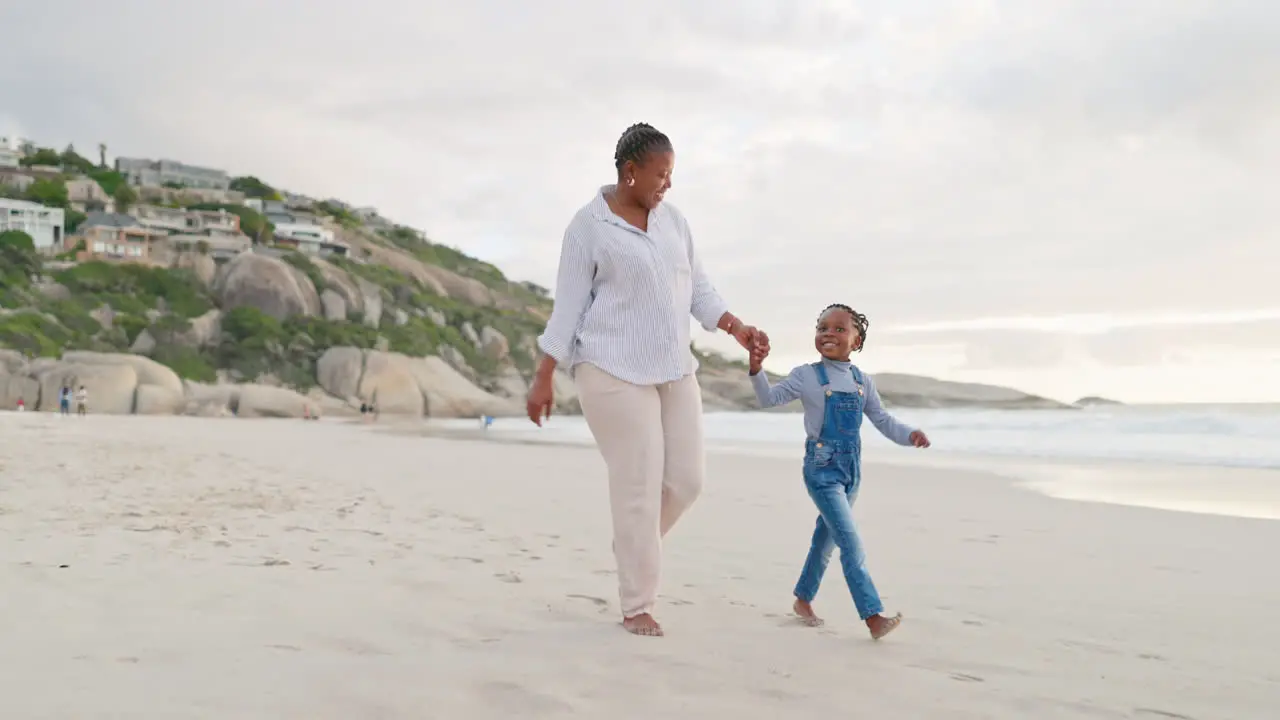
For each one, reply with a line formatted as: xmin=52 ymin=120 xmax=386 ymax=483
xmin=0 ymin=373 xmax=39 ymax=409
xmin=237 ymin=384 xmax=317 ymax=418
xmin=135 ymin=384 xmax=184 ymax=415
xmin=411 ymin=356 xmax=520 ymax=418
xmin=34 ymin=362 xmax=138 ymax=414
xmin=174 ymin=251 xmax=217 ymax=287
xmin=357 ymin=351 xmax=424 ymax=415
xmin=419 ymin=265 xmax=493 ymax=306
xmin=0 ymin=349 xmax=27 ymax=374
xmin=213 ymin=252 xmax=320 ymax=320
xmin=311 ymin=257 xmax=364 ymax=316
xmin=182 ymin=381 xmax=239 ymax=417
xmin=60 ymin=351 xmax=184 ymax=398
xmin=314 ymin=347 xmax=520 ymax=418
xmin=479 ymin=326 xmax=509 ymax=361
xmin=130 ymin=328 xmax=157 ymax=355
xmin=186 ymin=309 xmax=223 ymax=347
xmin=320 ymin=288 xmax=347 ymax=321
xmin=490 ymin=366 xmax=528 ymax=399
xmin=355 ymin=277 xmax=382 ymax=328
xmin=315 ymin=346 xmax=365 ymax=400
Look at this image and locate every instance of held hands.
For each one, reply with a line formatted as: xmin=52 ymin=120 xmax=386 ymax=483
xmin=747 ymin=332 xmax=770 ymax=375
xmin=731 ymin=322 xmax=770 ymax=374
xmin=909 ymin=430 xmax=931 ymax=448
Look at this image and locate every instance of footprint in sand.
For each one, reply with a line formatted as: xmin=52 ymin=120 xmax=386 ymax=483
xmin=949 ymin=673 xmax=984 ymax=683
xmin=566 ymin=594 xmax=610 ymax=613
xmin=1134 ymin=710 xmax=1195 ymax=720
xmin=496 ymin=571 xmax=522 ymax=584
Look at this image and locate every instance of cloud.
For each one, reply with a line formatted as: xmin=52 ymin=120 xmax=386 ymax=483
xmin=2 ymin=0 xmax=1277 ymax=400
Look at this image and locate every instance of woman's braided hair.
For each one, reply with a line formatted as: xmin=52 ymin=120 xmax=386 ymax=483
xmin=819 ymin=303 xmax=869 ymax=351
xmin=614 ymin=122 xmax=673 ymax=170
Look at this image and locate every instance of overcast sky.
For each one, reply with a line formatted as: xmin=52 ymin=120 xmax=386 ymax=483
xmin=3 ymin=1 xmax=1276 ymax=403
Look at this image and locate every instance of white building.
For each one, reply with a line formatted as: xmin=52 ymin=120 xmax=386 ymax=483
xmin=0 ymin=199 xmax=66 ymax=253
xmin=273 ymin=222 xmax=348 ymax=257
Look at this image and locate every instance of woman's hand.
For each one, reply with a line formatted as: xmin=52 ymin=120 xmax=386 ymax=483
xmin=731 ymin=323 xmax=769 ymax=353
xmin=527 ymin=373 xmax=555 ymax=426
xmin=909 ymin=430 xmax=931 ymax=448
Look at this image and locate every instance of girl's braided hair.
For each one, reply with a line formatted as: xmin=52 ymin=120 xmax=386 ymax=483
xmin=819 ymin=303 xmax=869 ymax=351
xmin=614 ymin=122 xmax=673 ymax=170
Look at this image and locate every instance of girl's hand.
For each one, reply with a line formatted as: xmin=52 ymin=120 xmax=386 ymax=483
xmin=909 ymin=430 xmax=930 ymax=448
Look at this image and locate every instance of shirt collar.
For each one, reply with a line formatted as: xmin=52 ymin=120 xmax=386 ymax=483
xmin=589 ymin=185 xmax=617 ymax=223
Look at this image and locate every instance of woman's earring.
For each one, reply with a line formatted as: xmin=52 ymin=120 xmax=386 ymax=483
xmin=626 ymin=177 xmax=635 ymax=187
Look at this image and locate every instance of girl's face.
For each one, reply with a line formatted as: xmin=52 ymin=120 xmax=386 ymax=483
xmin=815 ymin=308 xmax=863 ymax=360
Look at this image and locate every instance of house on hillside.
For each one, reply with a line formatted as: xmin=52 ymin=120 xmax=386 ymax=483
xmin=0 ymin=169 xmax=35 ymax=193
xmin=0 ymin=146 xmax=18 ymax=169
xmin=272 ymin=222 xmax=349 ymax=257
xmin=164 ymin=233 xmax=251 ymax=262
xmin=136 ymin=185 xmax=245 ymax=205
xmin=1 ymin=198 xmax=65 ymax=254
xmin=65 ymin=177 xmax=110 ymax=212
xmin=132 ymin=204 xmax=242 ymax=235
xmin=70 ymin=212 xmax=168 ymax=263
xmin=116 ymin=157 xmax=230 ymax=190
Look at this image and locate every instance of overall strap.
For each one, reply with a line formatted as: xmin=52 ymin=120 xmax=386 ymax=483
xmin=851 ymin=365 xmax=864 ymax=385
xmin=812 ymin=361 xmax=830 ymax=387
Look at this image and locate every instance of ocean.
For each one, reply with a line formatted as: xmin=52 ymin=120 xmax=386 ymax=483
xmin=443 ymin=404 xmax=1280 ymax=520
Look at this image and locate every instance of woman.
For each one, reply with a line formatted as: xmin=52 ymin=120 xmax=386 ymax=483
xmin=527 ymin=122 xmax=768 ymax=637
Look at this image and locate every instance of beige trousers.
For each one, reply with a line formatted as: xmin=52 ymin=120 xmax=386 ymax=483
xmin=575 ymin=363 xmax=705 ymax=619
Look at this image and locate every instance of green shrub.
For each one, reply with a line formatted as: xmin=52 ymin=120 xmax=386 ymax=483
xmin=53 ymin=263 xmax=212 ymax=317
xmin=222 ymin=306 xmax=284 ymax=343
xmin=281 ymin=252 xmax=326 ymax=293
xmin=0 ymin=311 xmax=70 ymax=356
xmin=116 ymin=314 xmax=148 ymax=344
xmin=152 ymin=345 xmax=218 ymax=383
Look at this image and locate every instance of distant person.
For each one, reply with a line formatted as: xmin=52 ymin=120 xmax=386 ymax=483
xmin=16 ymin=396 xmax=24 ymax=412
xmin=526 ymin=122 xmax=768 ymax=637
xmin=58 ymin=386 xmax=71 ymax=416
xmin=76 ymin=385 xmax=87 ymax=416
xmin=480 ymin=415 xmax=494 ymax=431
xmin=749 ymin=304 xmax=931 ymax=640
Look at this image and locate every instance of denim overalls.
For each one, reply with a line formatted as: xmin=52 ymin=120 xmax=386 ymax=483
xmin=793 ymin=361 xmax=884 ymax=620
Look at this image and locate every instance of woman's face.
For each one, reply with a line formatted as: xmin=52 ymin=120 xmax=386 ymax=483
xmin=624 ymin=150 xmax=674 ymax=209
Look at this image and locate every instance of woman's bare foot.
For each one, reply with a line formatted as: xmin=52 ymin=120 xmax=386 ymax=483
xmin=622 ymin=613 xmax=664 ymax=637
xmin=866 ymin=612 xmax=902 ymax=640
xmin=793 ymin=598 xmax=824 ymax=627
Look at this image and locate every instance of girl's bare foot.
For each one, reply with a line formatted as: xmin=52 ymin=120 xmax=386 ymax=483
xmin=622 ymin=613 xmax=664 ymax=637
xmin=866 ymin=612 xmax=902 ymax=640
xmin=793 ymin=598 xmax=824 ymax=627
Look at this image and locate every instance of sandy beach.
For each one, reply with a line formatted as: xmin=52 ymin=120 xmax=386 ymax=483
xmin=1 ymin=413 xmax=1276 ymax=719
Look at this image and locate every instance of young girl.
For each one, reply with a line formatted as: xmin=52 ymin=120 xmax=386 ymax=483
xmin=749 ymin=303 xmax=930 ymax=640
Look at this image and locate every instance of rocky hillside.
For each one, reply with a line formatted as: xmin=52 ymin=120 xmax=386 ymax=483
xmin=0 ymin=171 xmax=1070 ymax=417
